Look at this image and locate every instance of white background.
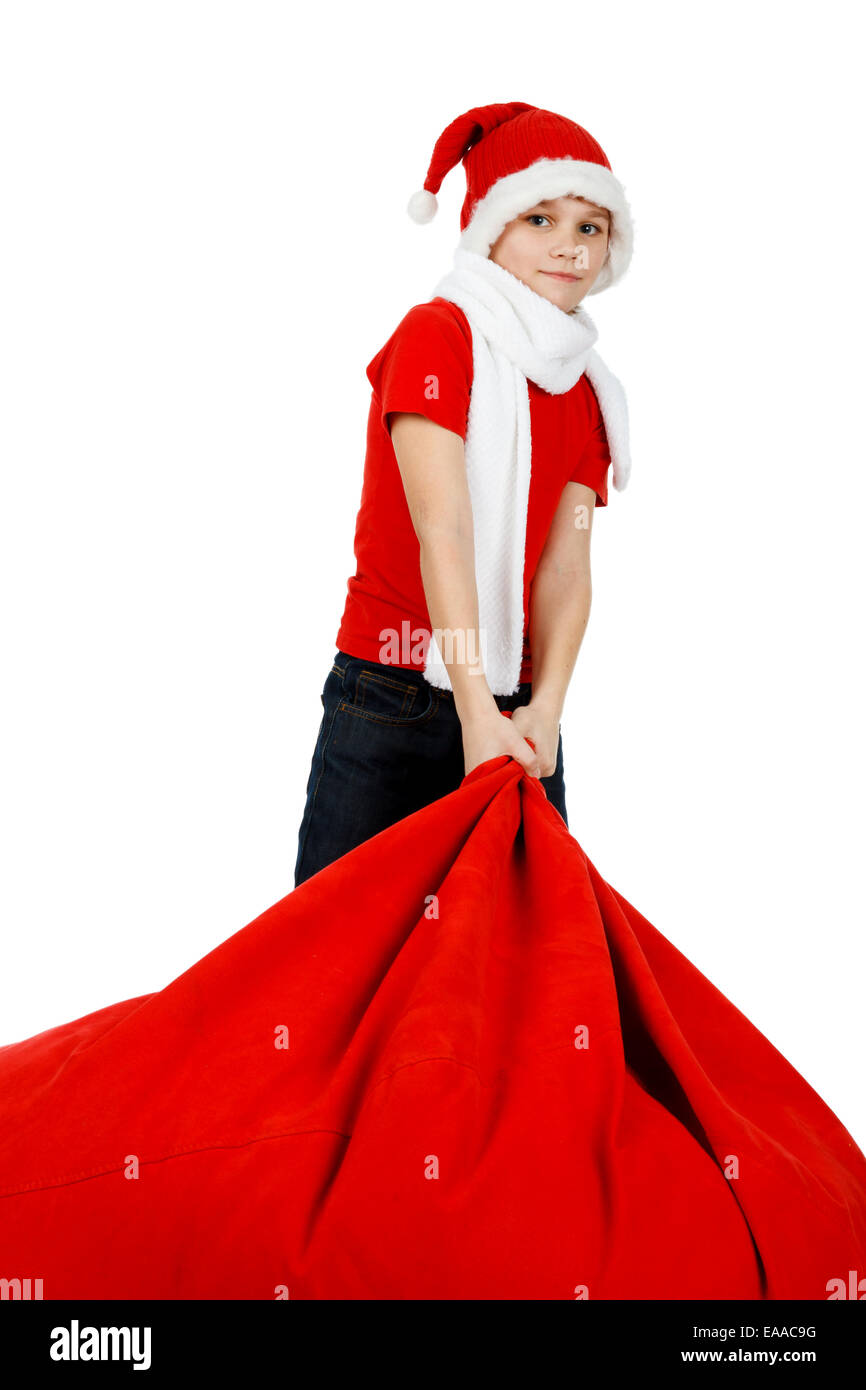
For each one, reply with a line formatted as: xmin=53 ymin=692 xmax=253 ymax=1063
xmin=2 ymin=2 xmax=863 ymax=1149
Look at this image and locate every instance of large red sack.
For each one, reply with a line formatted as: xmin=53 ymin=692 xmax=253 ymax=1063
xmin=1 ymin=752 xmax=864 ymax=1300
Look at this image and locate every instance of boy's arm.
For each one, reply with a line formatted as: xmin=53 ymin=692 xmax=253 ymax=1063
xmin=526 ymin=480 xmax=596 ymax=726
xmin=389 ymin=411 xmax=540 ymax=776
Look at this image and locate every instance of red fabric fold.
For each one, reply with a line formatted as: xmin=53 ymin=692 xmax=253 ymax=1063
xmin=1 ymin=753 xmax=864 ymax=1300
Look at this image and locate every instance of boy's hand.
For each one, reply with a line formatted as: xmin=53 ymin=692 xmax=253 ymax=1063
xmin=461 ymin=707 xmax=541 ymax=779
xmin=509 ymin=701 xmax=560 ymax=779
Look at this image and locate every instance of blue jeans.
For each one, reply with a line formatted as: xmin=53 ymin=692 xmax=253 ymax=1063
xmin=293 ymin=650 xmax=567 ymax=888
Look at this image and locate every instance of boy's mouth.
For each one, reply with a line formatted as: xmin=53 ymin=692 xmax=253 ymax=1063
xmin=540 ymin=270 xmax=580 ymax=282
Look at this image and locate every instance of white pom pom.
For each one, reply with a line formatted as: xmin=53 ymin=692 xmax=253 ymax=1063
xmin=407 ymin=188 xmax=438 ymax=224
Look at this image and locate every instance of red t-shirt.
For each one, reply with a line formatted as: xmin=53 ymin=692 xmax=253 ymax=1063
xmin=334 ymin=296 xmax=611 ymax=685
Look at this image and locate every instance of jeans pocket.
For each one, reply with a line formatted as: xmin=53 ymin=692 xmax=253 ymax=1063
xmin=340 ymin=659 xmax=437 ymax=726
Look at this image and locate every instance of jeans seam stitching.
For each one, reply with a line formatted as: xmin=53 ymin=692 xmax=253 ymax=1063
xmin=295 ymin=700 xmax=342 ymax=880
xmin=336 ymin=696 xmax=439 ymax=728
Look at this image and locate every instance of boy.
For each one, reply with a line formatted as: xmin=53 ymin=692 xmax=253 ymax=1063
xmin=294 ymin=102 xmax=632 ymax=888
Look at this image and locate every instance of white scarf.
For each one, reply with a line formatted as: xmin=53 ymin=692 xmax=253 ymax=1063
xmin=423 ymin=247 xmax=631 ymax=696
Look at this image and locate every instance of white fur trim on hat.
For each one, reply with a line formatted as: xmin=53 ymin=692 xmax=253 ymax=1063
xmin=459 ymin=157 xmax=634 ymax=295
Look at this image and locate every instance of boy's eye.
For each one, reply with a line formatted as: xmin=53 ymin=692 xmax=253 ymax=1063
xmin=525 ymin=215 xmax=603 ymax=234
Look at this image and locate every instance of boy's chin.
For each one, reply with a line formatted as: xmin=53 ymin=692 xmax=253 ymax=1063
xmin=536 ymin=280 xmax=581 ymax=311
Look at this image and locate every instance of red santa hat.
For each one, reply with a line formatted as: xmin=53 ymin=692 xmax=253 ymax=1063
xmin=407 ymin=102 xmax=634 ymax=295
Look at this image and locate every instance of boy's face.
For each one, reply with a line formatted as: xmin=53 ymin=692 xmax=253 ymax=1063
xmin=488 ymin=194 xmax=611 ymax=312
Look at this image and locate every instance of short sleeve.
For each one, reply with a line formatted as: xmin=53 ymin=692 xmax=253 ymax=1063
xmin=569 ymin=383 xmax=611 ymax=506
xmin=366 ymin=300 xmax=473 ymax=441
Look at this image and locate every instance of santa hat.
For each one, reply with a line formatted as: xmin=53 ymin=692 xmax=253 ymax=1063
xmin=407 ymin=102 xmax=634 ymax=295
